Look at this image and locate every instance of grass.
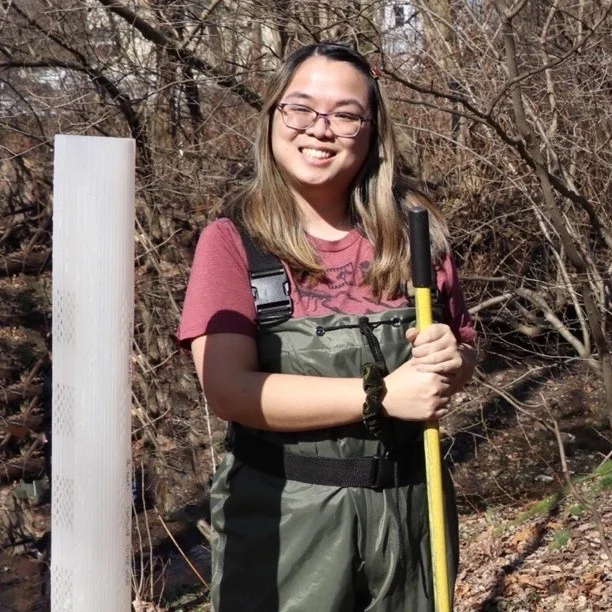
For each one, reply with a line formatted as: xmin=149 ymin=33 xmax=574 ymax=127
xmin=550 ymin=528 xmax=571 ymax=550
xmin=509 ymin=490 xmax=564 ymax=529
xmin=593 ymin=460 xmax=612 ymax=493
xmin=499 ymin=460 xmax=612 ymax=531
xmin=568 ymin=503 xmax=586 ymax=516
xmin=165 ymin=586 xmax=209 ymax=611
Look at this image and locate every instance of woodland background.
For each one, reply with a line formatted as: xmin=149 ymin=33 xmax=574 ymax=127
xmin=0 ymin=1 xmax=611 ymax=610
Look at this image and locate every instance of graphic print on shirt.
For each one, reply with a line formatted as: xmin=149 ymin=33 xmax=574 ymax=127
xmin=294 ymin=259 xmax=357 ymax=313
xmin=294 ymin=258 xmax=408 ymax=314
xmin=296 ymin=286 xmax=363 ymax=313
xmin=328 ymin=262 xmax=357 ymax=289
xmin=362 ymin=295 xmax=411 ymax=309
xmin=359 ymin=260 xmax=371 ymax=278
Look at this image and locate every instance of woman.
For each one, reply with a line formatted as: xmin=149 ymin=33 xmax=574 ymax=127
xmin=179 ymin=42 xmax=476 ymax=611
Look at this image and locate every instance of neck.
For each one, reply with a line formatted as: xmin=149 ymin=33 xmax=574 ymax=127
xmin=293 ymin=190 xmax=352 ymax=240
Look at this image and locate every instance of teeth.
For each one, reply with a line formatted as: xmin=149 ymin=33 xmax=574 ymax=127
xmin=302 ymin=148 xmax=333 ymax=159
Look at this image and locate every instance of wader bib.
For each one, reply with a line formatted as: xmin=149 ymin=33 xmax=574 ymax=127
xmin=209 ymin=238 xmax=459 ymax=612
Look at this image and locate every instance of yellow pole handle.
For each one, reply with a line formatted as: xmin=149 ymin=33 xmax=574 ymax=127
xmin=411 ymin=208 xmax=452 ymax=612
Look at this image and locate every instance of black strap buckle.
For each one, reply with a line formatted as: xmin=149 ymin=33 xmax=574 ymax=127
xmin=251 ymin=267 xmax=292 ymax=323
xmin=369 ymin=455 xmax=395 ymax=489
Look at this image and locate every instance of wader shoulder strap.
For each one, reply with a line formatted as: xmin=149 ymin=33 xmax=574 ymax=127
xmin=239 ymin=230 xmax=293 ymax=324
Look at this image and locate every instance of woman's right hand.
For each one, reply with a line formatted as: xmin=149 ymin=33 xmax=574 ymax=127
xmin=383 ymin=360 xmax=451 ymax=421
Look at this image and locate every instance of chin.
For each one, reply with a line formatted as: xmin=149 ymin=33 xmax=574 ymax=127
xmin=299 ymin=177 xmax=336 ymax=191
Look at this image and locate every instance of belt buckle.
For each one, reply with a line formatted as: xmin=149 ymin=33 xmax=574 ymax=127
xmin=371 ymin=455 xmax=387 ymax=489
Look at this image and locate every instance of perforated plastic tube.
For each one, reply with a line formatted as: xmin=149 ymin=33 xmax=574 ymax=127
xmin=52 ymin=136 xmax=135 ymax=611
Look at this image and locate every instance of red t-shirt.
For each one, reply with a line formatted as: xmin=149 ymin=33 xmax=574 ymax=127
xmin=178 ymin=218 xmax=476 ymax=346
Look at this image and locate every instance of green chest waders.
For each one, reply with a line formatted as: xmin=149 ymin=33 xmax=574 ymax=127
xmin=209 ymin=237 xmax=459 ymax=612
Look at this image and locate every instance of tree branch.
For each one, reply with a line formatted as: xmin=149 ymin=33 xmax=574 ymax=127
xmin=97 ymin=0 xmax=263 ymax=111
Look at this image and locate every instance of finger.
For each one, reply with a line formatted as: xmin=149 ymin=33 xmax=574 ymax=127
xmin=415 ymin=361 xmax=461 ymax=375
xmin=412 ymin=342 xmax=453 ymax=361
xmin=405 ymin=327 xmax=418 ymax=343
xmin=428 ymin=397 xmax=451 ymax=420
xmin=412 ymin=324 xmax=449 ymax=346
xmin=413 ymin=345 xmax=459 ymax=364
xmin=412 ymin=331 xmax=456 ymax=354
xmin=411 ymin=367 xmax=452 ymax=384
xmin=416 ymin=349 xmax=461 ymax=367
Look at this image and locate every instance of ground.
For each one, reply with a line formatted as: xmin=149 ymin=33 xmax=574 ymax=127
xmin=455 ymin=468 xmax=612 ymax=611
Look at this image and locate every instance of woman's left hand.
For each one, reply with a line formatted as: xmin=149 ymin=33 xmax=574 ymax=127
xmin=405 ymin=324 xmax=463 ymax=377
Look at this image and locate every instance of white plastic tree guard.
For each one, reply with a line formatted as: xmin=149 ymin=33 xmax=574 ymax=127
xmin=52 ymin=135 xmax=135 ymax=611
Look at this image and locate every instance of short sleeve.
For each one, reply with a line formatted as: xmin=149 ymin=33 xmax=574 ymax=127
xmin=436 ymin=254 xmax=477 ymax=345
xmin=177 ymin=219 xmax=257 ymax=348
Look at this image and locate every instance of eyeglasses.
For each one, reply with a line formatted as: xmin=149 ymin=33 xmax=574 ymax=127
xmin=276 ymin=103 xmax=373 ymax=138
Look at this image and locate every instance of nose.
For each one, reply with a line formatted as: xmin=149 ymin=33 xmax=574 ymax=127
xmin=307 ymin=113 xmax=334 ymax=138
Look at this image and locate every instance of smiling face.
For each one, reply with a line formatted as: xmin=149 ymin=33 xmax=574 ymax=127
xmin=270 ymin=56 xmax=374 ymax=221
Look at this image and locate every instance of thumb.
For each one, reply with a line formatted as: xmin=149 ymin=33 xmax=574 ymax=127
xmin=405 ymin=327 xmax=418 ymax=343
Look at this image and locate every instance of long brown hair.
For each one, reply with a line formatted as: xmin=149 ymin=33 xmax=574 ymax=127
xmin=224 ymin=42 xmax=449 ymax=299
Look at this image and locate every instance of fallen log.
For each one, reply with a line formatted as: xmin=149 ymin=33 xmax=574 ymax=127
xmin=0 ymin=457 xmax=46 ymax=484
xmin=0 ymin=251 xmax=51 ymax=277
xmin=1 ymin=416 xmax=46 ymax=438
xmin=1 ymin=384 xmax=44 ymax=407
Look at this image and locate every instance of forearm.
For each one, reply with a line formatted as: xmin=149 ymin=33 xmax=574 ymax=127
xmin=192 ymin=333 xmax=365 ymax=431
xmin=206 ymin=370 xmax=365 ymax=432
xmin=192 ymin=332 xmax=470 ymax=431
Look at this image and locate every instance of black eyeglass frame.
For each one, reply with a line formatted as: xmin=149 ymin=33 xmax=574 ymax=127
xmin=276 ymin=103 xmax=374 ymax=138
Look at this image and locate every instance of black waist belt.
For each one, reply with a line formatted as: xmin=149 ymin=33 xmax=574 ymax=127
xmin=229 ymin=424 xmax=424 ymax=489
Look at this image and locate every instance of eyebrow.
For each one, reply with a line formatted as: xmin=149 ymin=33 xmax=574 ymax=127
xmin=283 ymin=92 xmax=367 ymax=113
